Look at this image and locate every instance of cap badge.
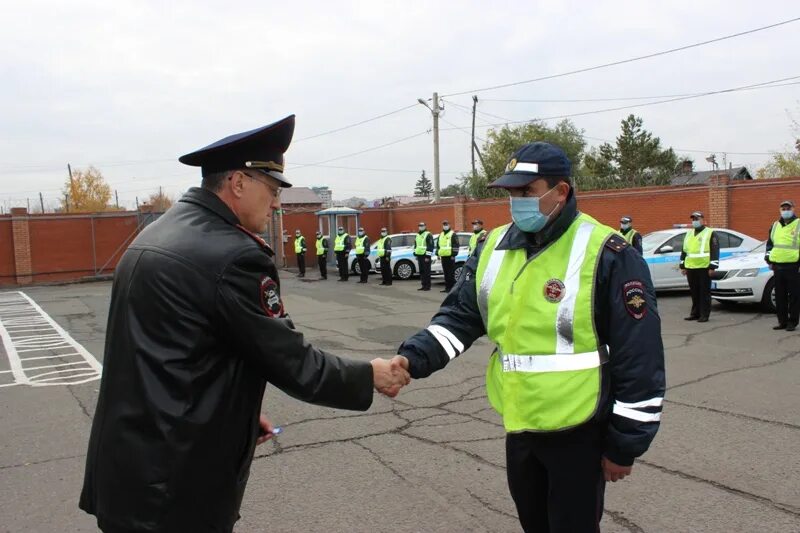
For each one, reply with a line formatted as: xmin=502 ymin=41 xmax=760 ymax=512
xmin=507 ymin=158 xmax=518 ymax=171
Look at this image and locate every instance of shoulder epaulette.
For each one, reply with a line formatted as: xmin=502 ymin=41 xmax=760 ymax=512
xmin=605 ymin=234 xmax=629 ymax=253
xmin=236 ymin=224 xmax=274 ymax=256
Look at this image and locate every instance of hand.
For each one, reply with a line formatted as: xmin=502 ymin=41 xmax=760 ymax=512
xmin=256 ymin=414 xmax=276 ymax=446
xmin=680 ymin=269 xmax=687 ymax=276
xmin=371 ymin=356 xmax=411 ymax=398
xmin=708 ymin=269 xmax=715 ymax=276
xmin=601 ymin=456 xmax=633 ymax=482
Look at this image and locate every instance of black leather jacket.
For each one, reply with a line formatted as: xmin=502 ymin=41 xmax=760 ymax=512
xmin=80 ymin=187 xmax=373 ymax=533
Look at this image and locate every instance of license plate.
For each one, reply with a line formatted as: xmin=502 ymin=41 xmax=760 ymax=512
xmin=711 ymin=282 xmax=717 ymax=289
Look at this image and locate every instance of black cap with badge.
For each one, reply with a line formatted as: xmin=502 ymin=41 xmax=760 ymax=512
xmin=179 ymin=115 xmax=295 ymax=187
xmin=488 ymin=142 xmax=572 ymax=189
xmin=690 ymin=211 xmax=704 ymax=219
xmin=620 ymin=216 xmax=632 ymax=224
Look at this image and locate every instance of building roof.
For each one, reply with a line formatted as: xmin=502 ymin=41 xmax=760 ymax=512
xmin=280 ymin=187 xmax=323 ymax=204
xmin=670 ymin=166 xmax=753 ymax=186
xmin=315 ymin=207 xmax=362 ymax=215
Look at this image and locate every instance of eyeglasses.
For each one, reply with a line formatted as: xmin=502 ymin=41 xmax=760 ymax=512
xmin=242 ymin=171 xmax=281 ymax=198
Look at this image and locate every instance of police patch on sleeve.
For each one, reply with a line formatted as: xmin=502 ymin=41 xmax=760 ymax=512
xmin=623 ymin=280 xmax=647 ymax=320
xmin=259 ymin=275 xmax=284 ymax=318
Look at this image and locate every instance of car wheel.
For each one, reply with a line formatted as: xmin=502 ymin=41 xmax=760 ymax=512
xmin=351 ymin=259 xmax=360 ymax=275
xmin=453 ymin=262 xmax=465 ymax=281
xmin=394 ymin=260 xmax=415 ymax=280
xmin=761 ymin=278 xmax=776 ymax=313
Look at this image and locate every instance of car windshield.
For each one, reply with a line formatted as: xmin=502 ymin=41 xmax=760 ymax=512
xmin=642 ymin=231 xmax=675 ymax=253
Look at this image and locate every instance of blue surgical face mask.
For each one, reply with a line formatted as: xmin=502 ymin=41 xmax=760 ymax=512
xmin=381 ymin=231 xmax=387 ymax=236
xmin=442 ymin=225 xmax=450 ymax=231
xmin=337 ymin=229 xmax=344 ymax=235
xmin=358 ymin=230 xmax=364 ymax=236
xmin=509 ymin=186 xmax=559 ymax=233
xmin=691 ymin=220 xmax=702 ymax=229
xmin=621 ymin=223 xmax=631 ymax=230
xmin=781 ymin=209 xmax=794 ymax=219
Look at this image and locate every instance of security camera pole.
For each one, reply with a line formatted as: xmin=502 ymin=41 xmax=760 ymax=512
xmin=417 ymin=92 xmax=442 ymax=202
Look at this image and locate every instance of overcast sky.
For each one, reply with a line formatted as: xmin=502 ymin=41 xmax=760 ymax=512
xmin=1 ymin=1 xmax=798 ymax=210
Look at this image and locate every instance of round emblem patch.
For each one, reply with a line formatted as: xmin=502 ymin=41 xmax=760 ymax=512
xmin=507 ymin=158 xmax=517 ymax=171
xmin=260 ymin=275 xmax=285 ymax=318
xmin=543 ymin=279 xmax=566 ymax=303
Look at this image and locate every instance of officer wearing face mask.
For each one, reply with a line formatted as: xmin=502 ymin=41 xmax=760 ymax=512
xmin=376 ymin=227 xmax=393 ymax=286
xmin=294 ymin=229 xmax=307 ymax=277
xmin=679 ymin=211 xmax=719 ymax=323
xmin=414 ymin=222 xmax=434 ymax=291
xmin=437 ymin=220 xmax=460 ymax=292
xmin=469 ymin=219 xmax=487 ymax=254
xmin=315 ymin=231 xmax=329 ymax=280
xmin=355 ymin=227 xmax=371 ymax=284
xmin=334 ymin=226 xmax=352 ymax=281
xmin=395 ymin=142 xmax=664 ymax=533
xmin=619 ymin=216 xmax=642 ymax=254
xmin=765 ymin=200 xmax=799 ymax=331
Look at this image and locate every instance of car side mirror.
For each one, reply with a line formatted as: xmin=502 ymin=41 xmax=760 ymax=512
xmin=657 ymin=245 xmax=674 ymax=254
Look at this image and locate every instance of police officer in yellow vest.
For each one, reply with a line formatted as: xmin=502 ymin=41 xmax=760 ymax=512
xmin=469 ymin=219 xmax=487 ymax=254
xmin=293 ymin=229 xmax=307 ymax=277
xmin=315 ymin=231 xmax=329 ymax=280
xmin=437 ymin=220 xmax=460 ymax=292
xmin=396 ymin=142 xmax=664 ymax=532
xmin=414 ymin=222 xmax=434 ymax=291
xmin=619 ymin=216 xmax=642 ymax=253
xmin=376 ymin=227 xmax=393 ymax=286
xmin=334 ymin=226 xmax=352 ymax=281
xmin=680 ymin=211 xmax=719 ymax=323
xmin=355 ymin=227 xmax=371 ymax=284
xmin=766 ymin=200 xmax=799 ymax=331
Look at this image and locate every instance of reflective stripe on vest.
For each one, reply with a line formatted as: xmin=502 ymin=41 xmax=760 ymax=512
xmin=294 ymin=236 xmax=304 ymax=254
xmin=770 ymin=219 xmax=800 ymax=263
xmin=334 ymin=234 xmax=349 ymax=252
xmin=622 ymin=229 xmax=638 ymax=245
xmin=469 ymin=230 xmax=486 ymax=253
xmin=355 ymin=236 xmax=367 ymax=255
xmin=376 ymin=236 xmax=389 ymax=257
xmin=683 ymin=227 xmax=713 ymax=268
xmin=438 ymin=231 xmax=453 ymax=257
xmin=476 ymin=215 xmax=613 ymax=432
xmin=316 ymin=237 xmax=326 ymax=256
xmin=415 ymin=231 xmax=431 ymax=255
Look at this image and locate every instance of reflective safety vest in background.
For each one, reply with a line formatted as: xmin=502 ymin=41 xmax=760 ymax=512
xmin=437 ymin=231 xmax=453 ymax=257
xmin=683 ymin=227 xmax=713 ymax=269
xmin=316 ymin=237 xmax=326 ymax=256
xmin=476 ymin=214 xmax=615 ymax=432
xmin=334 ymin=233 xmax=349 ymax=252
xmin=415 ymin=231 xmax=431 ymax=255
xmin=622 ymin=229 xmax=639 ymax=245
xmin=376 ymin=236 xmax=390 ymax=257
xmin=469 ymin=229 xmax=487 ymax=253
xmin=355 ymin=236 xmax=367 ymax=255
xmin=770 ymin=218 xmax=800 ymax=263
xmin=294 ymin=236 xmax=304 ymax=254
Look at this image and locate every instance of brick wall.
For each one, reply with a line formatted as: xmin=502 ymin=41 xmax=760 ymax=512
xmin=729 ymin=177 xmax=800 ymax=239
xmin=0 ymin=218 xmax=15 ymax=283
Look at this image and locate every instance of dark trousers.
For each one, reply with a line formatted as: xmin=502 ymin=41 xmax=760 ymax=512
xmin=357 ymin=255 xmax=370 ymax=282
xmin=317 ymin=254 xmax=327 ymax=279
xmin=296 ymin=253 xmax=305 ymax=276
xmin=686 ymin=268 xmax=712 ymax=319
xmin=506 ymin=429 xmax=605 ymax=533
xmin=336 ymin=252 xmax=349 ymax=280
xmin=417 ymin=255 xmax=431 ymax=289
xmin=441 ymin=256 xmax=456 ymax=291
xmin=380 ymin=256 xmax=392 ymax=285
xmin=774 ymin=264 xmax=800 ymax=326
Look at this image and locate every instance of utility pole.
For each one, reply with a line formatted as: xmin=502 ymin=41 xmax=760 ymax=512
xmin=135 ymin=196 xmax=139 ymax=210
xmin=417 ymin=92 xmax=443 ymax=202
xmin=64 ymin=193 xmax=70 ymax=212
xmin=115 ymin=190 xmax=119 ymax=208
xmin=26 ymin=198 xmax=30 ymax=212
xmin=471 ymin=95 xmax=478 ymax=178
xmin=39 ymin=192 xmax=44 ymax=213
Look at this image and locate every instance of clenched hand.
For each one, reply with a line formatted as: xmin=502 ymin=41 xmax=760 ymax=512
xmin=371 ymin=356 xmax=411 ymax=397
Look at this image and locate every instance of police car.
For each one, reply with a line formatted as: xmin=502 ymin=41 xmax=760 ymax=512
xmin=710 ymin=241 xmax=776 ymax=312
xmin=348 ymin=233 xmax=419 ymax=279
xmin=431 ymin=232 xmax=473 ymax=279
xmin=642 ymin=227 xmax=759 ymax=289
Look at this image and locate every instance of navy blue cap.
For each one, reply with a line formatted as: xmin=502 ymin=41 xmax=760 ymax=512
xmin=620 ymin=216 xmax=632 ymax=223
xmin=690 ymin=211 xmax=704 ymax=219
xmin=179 ymin=115 xmax=295 ymax=187
xmin=488 ymin=142 xmax=571 ymax=188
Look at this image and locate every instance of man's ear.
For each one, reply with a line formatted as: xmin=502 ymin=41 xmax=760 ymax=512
xmin=228 ymin=170 xmax=245 ymax=198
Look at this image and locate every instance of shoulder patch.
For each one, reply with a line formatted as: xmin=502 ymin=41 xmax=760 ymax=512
xmin=622 ymin=280 xmax=647 ymax=320
xmin=259 ymin=275 xmax=285 ymax=318
xmin=605 ymin=234 xmax=629 ymax=253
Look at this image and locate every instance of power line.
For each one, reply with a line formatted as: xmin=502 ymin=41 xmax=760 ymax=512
xmin=291 ymin=130 xmax=430 ymax=169
xmin=442 ymin=17 xmax=800 ymax=97
xmin=293 ymin=104 xmax=417 ymax=142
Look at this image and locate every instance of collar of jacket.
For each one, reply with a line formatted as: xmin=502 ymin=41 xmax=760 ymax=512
xmin=497 ymin=191 xmax=579 ymax=250
xmin=780 ymin=215 xmax=798 ymax=226
xmin=179 ymin=187 xmax=241 ymax=227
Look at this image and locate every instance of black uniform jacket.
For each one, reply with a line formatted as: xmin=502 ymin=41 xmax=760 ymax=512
xmin=80 ymin=187 xmax=373 ymax=533
xmin=621 ymin=227 xmax=643 ymax=254
xmin=398 ymin=194 xmax=665 ymax=466
xmin=679 ymin=225 xmax=720 ymax=270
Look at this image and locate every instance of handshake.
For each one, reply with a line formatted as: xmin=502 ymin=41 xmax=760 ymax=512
xmin=370 ymin=356 xmax=411 ymax=397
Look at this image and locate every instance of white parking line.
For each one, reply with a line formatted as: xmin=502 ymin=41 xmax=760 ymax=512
xmin=0 ymin=291 xmax=102 ymax=388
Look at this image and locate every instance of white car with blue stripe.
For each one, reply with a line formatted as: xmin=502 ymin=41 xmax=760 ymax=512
xmin=641 ymin=227 xmax=759 ymax=290
xmin=710 ymin=241 xmax=776 ymax=312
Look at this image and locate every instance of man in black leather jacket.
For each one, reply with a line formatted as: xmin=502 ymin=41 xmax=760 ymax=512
xmin=79 ymin=115 xmax=409 ymax=533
